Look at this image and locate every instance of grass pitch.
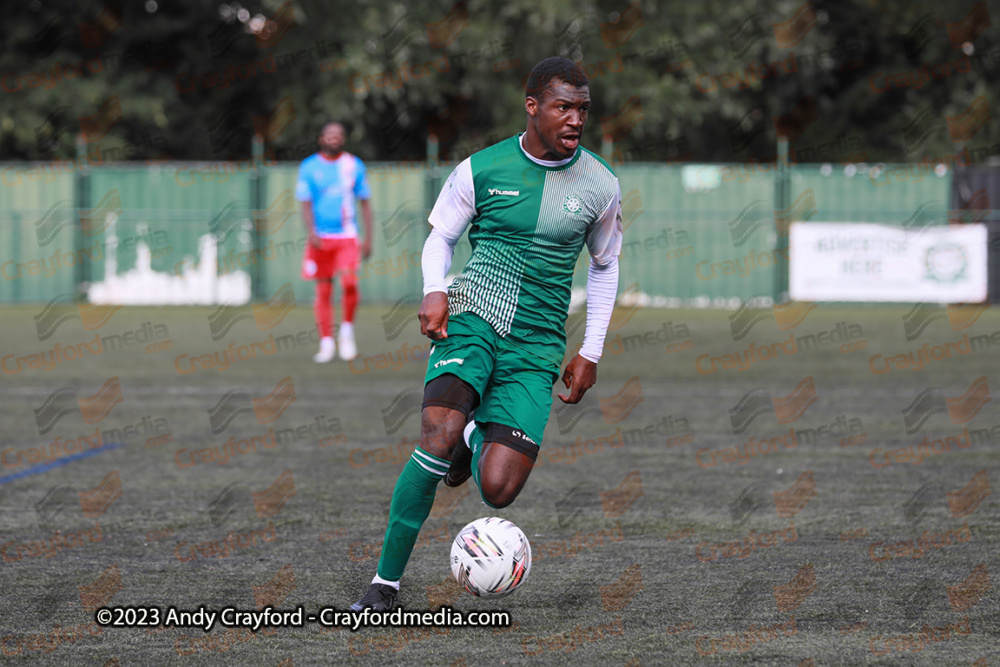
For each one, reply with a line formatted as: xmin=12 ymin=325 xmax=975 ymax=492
xmin=0 ymin=302 xmax=997 ymax=665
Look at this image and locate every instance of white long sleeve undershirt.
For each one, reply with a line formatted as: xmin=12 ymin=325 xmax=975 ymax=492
xmin=421 ymin=227 xmax=459 ymax=295
xmin=579 ymin=257 xmax=619 ymax=363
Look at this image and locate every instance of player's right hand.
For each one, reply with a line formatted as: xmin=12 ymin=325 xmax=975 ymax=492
xmin=308 ymin=231 xmax=322 ymax=248
xmin=419 ymin=292 xmax=449 ymax=340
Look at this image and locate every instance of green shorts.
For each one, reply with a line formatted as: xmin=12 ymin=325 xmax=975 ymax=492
xmin=424 ymin=311 xmax=564 ymax=448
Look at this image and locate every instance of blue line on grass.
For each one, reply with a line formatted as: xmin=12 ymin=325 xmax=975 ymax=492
xmin=0 ymin=442 xmax=125 ymax=485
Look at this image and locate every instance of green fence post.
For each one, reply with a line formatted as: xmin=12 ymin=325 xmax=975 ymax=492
xmin=426 ymin=134 xmax=440 ymax=215
xmin=602 ymin=134 xmax=613 ymax=164
xmin=75 ymin=133 xmax=91 ymax=298
xmin=251 ymin=134 xmax=265 ymax=300
xmin=11 ymin=213 xmax=21 ymax=302
xmin=774 ymin=136 xmax=790 ymax=303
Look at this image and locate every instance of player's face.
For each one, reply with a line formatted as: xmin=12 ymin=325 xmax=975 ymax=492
xmin=527 ymin=81 xmax=591 ymax=160
xmin=318 ymin=124 xmax=345 ymax=155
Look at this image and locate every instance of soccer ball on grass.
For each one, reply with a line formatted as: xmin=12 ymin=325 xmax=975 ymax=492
xmin=450 ymin=517 xmax=531 ymax=598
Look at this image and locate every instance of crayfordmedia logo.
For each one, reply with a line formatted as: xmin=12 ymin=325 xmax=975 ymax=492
xmin=696 ymin=429 xmax=799 ymax=468
xmin=599 ymin=564 xmax=643 ymax=611
xmin=696 ymin=522 xmax=798 ymax=561
xmin=868 ymin=523 xmax=972 ymax=561
xmin=348 ymin=342 xmax=432 ymax=375
xmin=901 ymin=376 xmax=990 ymax=434
xmin=616 ymin=414 xmax=694 ymax=448
xmin=34 ymin=376 xmax=123 ymax=434
xmin=600 ymin=471 xmax=644 ymax=519
xmin=4 ymin=415 xmax=170 ymax=473
xmin=175 ymin=522 xmax=279 ymax=562
xmin=696 ymin=617 xmax=798 ymax=655
xmin=206 ymin=283 xmax=295 ymax=341
xmin=604 ymin=321 xmax=694 ymax=356
xmin=947 ymin=470 xmax=990 ymax=518
xmin=251 ymin=471 xmax=297 ymax=519
xmin=206 ymin=377 xmax=297 ymax=434
xmin=868 ymin=429 xmax=973 ymax=468
xmin=349 ymin=436 xmax=418 ymax=468
xmin=2 ymin=523 xmax=104 ymax=562
xmin=2 ymin=326 xmax=172 ymax=376
xmin=530 ymin=522 xmax=624 ymax=562
xmin=699 ymin=321 xmax=866 ymax=375
xmin=174 ymin=329 xmax=319 ymax=374
xmin=773 ymin=563 xmax=817 ymax=611
xmin=348 ymin=519 xmax=451 ymax=563
xmin=773 ymin=471 xmax=817 ymax=518
xmin=947 ymin=563 xmax=990 ymax=612
xmin=521 ymin=617 xmax=624 ymax=655
xmin=0 ymin=622 xmax=103 ymax=657
xmin=534 ymin=429 xmax=625 ymax=467
xmin=174 ymin=430 xmax=283 ymax=469
xmin=901 ymin=302 xmax=989 ymax=341
xmin=253 ymin=563 xmax=296 ymax=608
xmin=729 ymin=377 xmax=818 ymax=434
xmin=868 ymin=617 xmax=971 ymax=655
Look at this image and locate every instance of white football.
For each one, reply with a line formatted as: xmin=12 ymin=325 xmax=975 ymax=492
xmin=450 ymin=517 xmax=532 ymax=598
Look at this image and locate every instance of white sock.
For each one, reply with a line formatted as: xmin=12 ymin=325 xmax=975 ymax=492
xmin=320 ymin=336 xmax=334 ymax=348
xmin=462 ymin=420 xmax=476 ymax=450
xmin=371 ymin=574 xmax=400 ymax=590
xmin=340 ymin=322 xmax=354 ymax=336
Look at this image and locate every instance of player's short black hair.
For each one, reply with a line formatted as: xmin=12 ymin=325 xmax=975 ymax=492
xmin=525 ymin=57 xmax=588 ymax=101
xmin=319 ymin=121 xmax=345 ymax=135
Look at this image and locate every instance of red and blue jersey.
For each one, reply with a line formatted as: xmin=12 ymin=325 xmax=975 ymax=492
xmin=295 ymin=152 xmax=372 ymax=238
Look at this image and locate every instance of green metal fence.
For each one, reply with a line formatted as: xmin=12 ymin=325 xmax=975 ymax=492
xmin=0 ymin=157 xmax=953 ymax=305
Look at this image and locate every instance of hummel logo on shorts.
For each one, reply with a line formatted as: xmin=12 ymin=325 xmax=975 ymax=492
xmin=434 ymin=357 xmax=465 ymax=369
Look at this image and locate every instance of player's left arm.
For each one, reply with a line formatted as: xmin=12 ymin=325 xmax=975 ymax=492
xmin=359 ymin=199 xmax=373 ymax=260
xmin=558 ymin=183 xmax=623 ymax=404
xmin=355 ymin=157 xmax=374 ymax=260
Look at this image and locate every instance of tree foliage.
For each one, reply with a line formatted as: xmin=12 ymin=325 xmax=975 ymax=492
xmin=1 ymin=0 xmax=998 ymax=164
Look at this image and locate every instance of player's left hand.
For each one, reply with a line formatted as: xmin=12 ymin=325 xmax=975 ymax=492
xmin=557 ymin=354 xmax=597 ymax=404
xmin=361 ymin=240 xmax=372 ymax=260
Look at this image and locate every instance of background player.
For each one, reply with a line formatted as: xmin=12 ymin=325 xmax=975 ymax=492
xmin=296 ymin=121 xmax=373 ymax=362
xmin=351 ymin=57 xmax=622 ymax=611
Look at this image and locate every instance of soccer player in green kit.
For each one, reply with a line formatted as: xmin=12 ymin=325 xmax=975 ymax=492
xmin=351 ymin=56 xmax=622 ymax=611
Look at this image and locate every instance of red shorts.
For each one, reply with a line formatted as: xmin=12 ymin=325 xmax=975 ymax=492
xmin=302 ymin=237 xmax=360 ymax=280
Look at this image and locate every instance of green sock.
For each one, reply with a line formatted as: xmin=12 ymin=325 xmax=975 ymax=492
xmin=375 ymin=446 xmax=450 ymax=581
xmin=468 ymin=425 xmax=485 ymax=489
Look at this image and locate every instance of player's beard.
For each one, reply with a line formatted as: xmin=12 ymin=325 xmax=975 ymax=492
xmin=534 ymin=132 xmax=575 ymax=160
xmin=540 ymin=122 xmax=580 ymax=159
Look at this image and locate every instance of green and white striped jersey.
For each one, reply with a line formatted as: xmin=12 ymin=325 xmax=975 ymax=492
xmin=428 ymin=134 xmax=622 ymax=340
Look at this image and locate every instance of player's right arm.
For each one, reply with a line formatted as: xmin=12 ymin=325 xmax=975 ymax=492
xmin=296 ymin=160 xmax=320 ymax=248
xmin=559 ymin=180 xmax=623 ymax=403
xmin=419 ymin=158 xmax=476 ymax=340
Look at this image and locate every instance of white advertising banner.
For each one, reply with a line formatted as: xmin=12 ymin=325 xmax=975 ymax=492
xmin=789 ymin=223 xmax=988 ymax=302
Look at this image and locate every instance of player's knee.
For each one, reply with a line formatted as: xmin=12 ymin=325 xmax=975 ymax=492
xmin=479 ymin=475 xmax=520 ymax=509
xmin=341 ymin=273 xmax=358 ymax=292
xmin=419 ymin=410 xmax=464 ymax=459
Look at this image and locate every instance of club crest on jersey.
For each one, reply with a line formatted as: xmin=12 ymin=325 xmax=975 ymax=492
xmin=488 ymin=188 xmax=520 ymax=196
xmin=562 ymin=194 xmax=585 ymax=216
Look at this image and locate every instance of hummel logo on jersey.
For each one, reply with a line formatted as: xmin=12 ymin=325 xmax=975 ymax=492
xmin=488 ymin=188 xmax=520 ymax=196
xmin=434 ymin=357 xmax=465 ymax=369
